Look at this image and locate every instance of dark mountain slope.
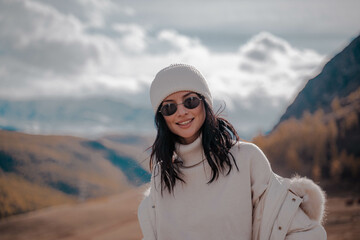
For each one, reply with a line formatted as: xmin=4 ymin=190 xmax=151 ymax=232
xmin=278 ymin=34 xmax=360 ymax=124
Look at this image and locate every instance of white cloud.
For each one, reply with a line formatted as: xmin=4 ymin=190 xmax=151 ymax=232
xmin=0 ymin=0 xmax=143 ymax=99
xmin=230 ymin=32 xmax=323 ymax=100
xmin=113 ymin=24 xmax=147 ymax=53
xmin=75 ymin=0 xmax=118 ymax=27
xmin=0 ymin=0 xmax=329 ymax=137
xmin=157 ymin=30 xmax=210 ymax=64
xmin=123 ymin=6 xmax=136 ymax=16
xmin=34 ymin=0 xmax=123 ymax=28
xmin=0 ymin=0 xmax=103 ymax=76
xmin=158 ymin=30 xmax=206 ymax=53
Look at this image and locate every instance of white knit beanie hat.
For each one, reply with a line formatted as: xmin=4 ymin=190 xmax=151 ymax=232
xmin=150 ymin=64 xmax=213 ymax=113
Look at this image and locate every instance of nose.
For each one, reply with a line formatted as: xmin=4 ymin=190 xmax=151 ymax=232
xmin=176 ymin=103 xmax=188 ymax=116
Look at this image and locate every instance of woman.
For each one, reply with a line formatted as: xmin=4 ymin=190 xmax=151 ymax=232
xmin=138 ymin=64 xmax=326 ymax=240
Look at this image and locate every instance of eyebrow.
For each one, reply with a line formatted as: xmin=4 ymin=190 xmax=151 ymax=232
xmin=162 ymin=92 xmax=195 ymax=103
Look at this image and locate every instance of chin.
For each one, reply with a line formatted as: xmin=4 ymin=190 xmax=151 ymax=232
xmin=178 ymin=131 xmax=200 ymax=144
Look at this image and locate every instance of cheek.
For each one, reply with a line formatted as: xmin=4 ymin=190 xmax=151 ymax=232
xmin=197 ymin=104 xmax=206 ymax=126
xmin=163 ymin=115 xmax=176 ymax=131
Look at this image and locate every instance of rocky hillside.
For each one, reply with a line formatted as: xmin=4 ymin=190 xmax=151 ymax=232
xmin=0 ymin=130 xmax=150 ymax=218
xmin=278 ymin=34 xmax=360 ymax=124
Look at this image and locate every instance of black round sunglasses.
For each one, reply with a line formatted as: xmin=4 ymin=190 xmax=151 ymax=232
xmin=159 ymin=95 xmax=202 ymax=116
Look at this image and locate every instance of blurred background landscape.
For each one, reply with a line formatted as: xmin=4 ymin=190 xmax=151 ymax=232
xmin=0 ymin=0 xmax=359 ymax=239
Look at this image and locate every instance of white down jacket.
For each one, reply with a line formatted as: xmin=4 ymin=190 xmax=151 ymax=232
xmin=253 ymin=173 xmax=327 ymax=240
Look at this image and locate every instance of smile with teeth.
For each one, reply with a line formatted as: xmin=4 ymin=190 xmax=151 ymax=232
xmin=177 ymin=118 xmax=194 ymax=126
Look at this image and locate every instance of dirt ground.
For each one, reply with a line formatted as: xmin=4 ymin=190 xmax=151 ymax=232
xmin=324 ymin=197 xmax=360 ymax=240
xmin=0 ymin=187 xmax=359 ymax=240
xmin=0 ymin=187 xmax=145 ymax=240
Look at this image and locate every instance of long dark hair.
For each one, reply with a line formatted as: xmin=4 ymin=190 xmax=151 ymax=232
xmin=150 ymin=95 xmax=240 ymax=194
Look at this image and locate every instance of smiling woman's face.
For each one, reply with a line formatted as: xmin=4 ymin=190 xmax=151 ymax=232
xmin=161 ymin=91 xmax=206 ymax=144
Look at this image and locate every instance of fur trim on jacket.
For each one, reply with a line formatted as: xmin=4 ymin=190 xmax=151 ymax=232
xmin=290 ymin=176 xmax=326 ymax=224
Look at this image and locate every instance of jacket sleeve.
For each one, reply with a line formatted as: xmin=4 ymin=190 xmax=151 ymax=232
xmin=248 ymin=142 xmax=327 ymax=240
xmin=248 ymin=143 xmax=272 ymax=205
xmin=285 ymin=207 xmax=327 ymax=240
xmin=138 ymin=187 xmax=157 ymax=240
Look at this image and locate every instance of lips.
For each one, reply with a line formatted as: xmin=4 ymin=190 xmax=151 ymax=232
xmin=176 ymin=118 xmax=194 ymax=127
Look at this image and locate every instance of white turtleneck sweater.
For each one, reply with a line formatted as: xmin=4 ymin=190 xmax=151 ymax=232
xmin=138 ymin=136 xmax=272 ymax=240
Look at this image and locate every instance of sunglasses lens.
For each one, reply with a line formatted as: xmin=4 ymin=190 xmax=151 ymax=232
xmin=160 ymin=103 xmax=177 ymax=116
xmin=184 ymin=96 xmax=200 ymax=109
xmin=160 ymin=96 xmax=201 ymax=116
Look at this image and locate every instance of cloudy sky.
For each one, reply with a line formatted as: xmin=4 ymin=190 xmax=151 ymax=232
xmin=0 ymin=0 xmax=359 ymax=136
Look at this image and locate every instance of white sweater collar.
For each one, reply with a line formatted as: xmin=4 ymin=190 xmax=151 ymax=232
xmin=175 ymin=135 xmax=205 ymax=167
